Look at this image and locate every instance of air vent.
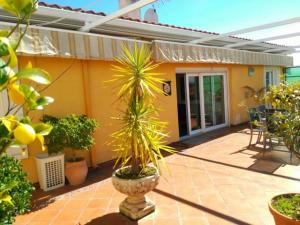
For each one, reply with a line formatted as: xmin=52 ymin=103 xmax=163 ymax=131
xmin=35 ymin=153 xmax=65 ymax=191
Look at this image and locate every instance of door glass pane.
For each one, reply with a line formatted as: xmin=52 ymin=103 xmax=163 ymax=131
xmin=176 ymin=74 xmax=188 ymax=137
xmin=214 ymin=75 xmax=225 ymax=125
xmin=188 ymin=76 xmax=201 ymax=131
xmin=265 ymin=71 xmax=273 ymax=90
xmin=203 ymin=76 xmax=213 ymax=127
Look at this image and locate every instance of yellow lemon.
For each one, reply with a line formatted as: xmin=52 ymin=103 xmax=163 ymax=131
xmin=8 ymin=83 xmax=25 ymax=105
xmin=14 ymin=124 xmax=36 ymax=145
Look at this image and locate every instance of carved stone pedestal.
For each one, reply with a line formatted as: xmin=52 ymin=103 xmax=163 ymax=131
xmin=119 ymin=196 xmax=155 ymax=220
xmin=112 ymin=166 xmax=159 ymax=220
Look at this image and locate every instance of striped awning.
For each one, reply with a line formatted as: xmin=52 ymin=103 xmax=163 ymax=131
xmin=153 ymin=41 xmax=293 ymax=67
xmin=7 ymin=26 xmax=150 ymax=60
xmin=3 ymin=25 xmax=293 ymax=67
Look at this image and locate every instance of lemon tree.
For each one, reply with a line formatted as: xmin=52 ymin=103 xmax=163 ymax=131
xmin=0 ymin=0 xmax=53 ymax=155
xmin=0 ymin=0 xmax=55 ymax=223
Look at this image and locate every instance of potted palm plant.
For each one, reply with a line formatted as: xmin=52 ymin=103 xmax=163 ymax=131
xmin=264 ymin=82 xmax=300 ymax=225
xmin=42 ymin=114 xmax=98 ymax=186
xmin=109 ymin=44 xmax=174 ymax=220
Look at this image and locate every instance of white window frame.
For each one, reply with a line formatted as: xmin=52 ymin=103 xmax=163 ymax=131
xmin=264 ymin=66 xmax=281 ymax=89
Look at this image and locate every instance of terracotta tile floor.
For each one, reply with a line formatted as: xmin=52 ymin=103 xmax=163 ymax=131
xmin=14 ymin=125 xmax=300 ymax=225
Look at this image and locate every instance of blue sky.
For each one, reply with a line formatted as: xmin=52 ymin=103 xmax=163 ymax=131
xmin=43 ymin=0 xmax=300 ymax=64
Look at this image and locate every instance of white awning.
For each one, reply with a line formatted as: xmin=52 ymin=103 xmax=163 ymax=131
xmin=153 ymin=40 xmax=293 ymax=67
xmin=5 ymin=25 xmax=150 ymax=60
xmin=2 ymin=23 xmax=293 ymax=67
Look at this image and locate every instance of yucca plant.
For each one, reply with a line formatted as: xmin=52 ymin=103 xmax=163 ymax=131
xmin=110 ymin=44 xmax=174 ymax=177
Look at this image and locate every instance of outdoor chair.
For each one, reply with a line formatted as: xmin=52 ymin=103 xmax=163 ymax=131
xmin=256 ymin=105 xmax=266 ymax=118
xmin=262 ymin=109 xmax=292 ymax=161
xmin=248 ymin=108 xmax=263 ymax=147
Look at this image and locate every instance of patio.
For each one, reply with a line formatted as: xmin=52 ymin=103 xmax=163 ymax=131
xmin=12 ymin=125 xmax=300 ymax=225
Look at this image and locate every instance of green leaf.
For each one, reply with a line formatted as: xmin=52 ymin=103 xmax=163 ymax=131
xmin=0 ymin=29 xmax=9 ymax=37
xmin=16 ymin=68 xmax=51 ymax=84
xmin=0 ymin=180 xmax=18 ymax=205
xmin=1 ymin=115 xmax=18 ymax=132
xmin=0 ymin=65 xmax=10 ymax=88
xmin=35 ymin=96 xmax=54 ymax=109
xmin=0 ymin=37 xmax=17 ymax=67
xmin=36 ymin=134 xmax=46 ymax=151
xmin=0 ymin=0 xmax=37 ymax=18
xmin=0 ymin=194 xmax=13 ymax=205
xmin=32 ymin=123 xmax=52 ymax=135
xmin=20 ymin=116 xmax=31 ymax=124
xmin=0 ymin=0 xmax=19 ymax=17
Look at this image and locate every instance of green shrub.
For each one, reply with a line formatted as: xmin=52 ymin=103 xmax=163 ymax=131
xmin=42 ymin=114 xmax=98 ymax=161
xmin=264 ymin=82 xmax=300 ymax=156
xmin=0 ymin=155 xmax=34 ymax=224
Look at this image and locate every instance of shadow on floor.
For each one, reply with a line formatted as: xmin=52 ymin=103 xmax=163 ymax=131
xmin=177 ymin=152 xmax=300 ymax=182
xmin=31 ymin=161 xmax=114 ymax=211
xmin=173 ymin=124 xmax=247 ymax=148
xmin=231 ymin=140 xmax=300 ymax=167
xmin=154 ymin=188 xmax=252 ymax=225
xmin=32 ymin=125 xmax=248 ymax=208
xmin=30 ymin=124 xmax=252 ymax=212
xmin=83 ymin=213 xmax=137 ymax=225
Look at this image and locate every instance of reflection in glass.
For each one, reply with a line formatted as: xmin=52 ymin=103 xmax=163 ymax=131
xmin=203 ymin=76 xmax=213 ymax=127
xmin=214 ymin=76 xmax=225 ymax=125
xmin=176 ymin=74 xmax=188 ymax=137
xmin=203 ymin=75 xmax=225 ymax=127
xmin=188 ymin=77 xmax=201 ymax=131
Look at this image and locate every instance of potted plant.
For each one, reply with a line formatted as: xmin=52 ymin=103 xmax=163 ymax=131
xmin=42 ymin=114 xmax=98 ymax=186
xmin=269 ymin=193 xmax=300 ymax=225
xmin=0 ymin=0 xmax=55 ymax=223
xmin=109 ymin=44 xmax=174 ymax=220
xmin=264 ymin=82 xmax=300 ymax=225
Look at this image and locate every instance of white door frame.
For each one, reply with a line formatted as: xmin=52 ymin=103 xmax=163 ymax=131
xmin=264 ymin=66 xmax=280 ymax=89
xmin=184 ymin=72 xmax=229 ymax=137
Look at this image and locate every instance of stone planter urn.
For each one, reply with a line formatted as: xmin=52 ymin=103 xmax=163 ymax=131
xmin=269 ymin=193 xmax=300 ymax=225
xmin=111 ymin=166 xmax=160 ymax=220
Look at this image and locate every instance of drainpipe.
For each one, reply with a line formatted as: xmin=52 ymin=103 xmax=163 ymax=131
xmin=81 ymin=60 xmax=97 ymax=168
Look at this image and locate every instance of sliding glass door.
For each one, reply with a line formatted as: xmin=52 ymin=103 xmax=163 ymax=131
xmin=203 ymin=75 xmax=225 ymax=128
xmin=176 ymin=72 xmax=227 ymax=137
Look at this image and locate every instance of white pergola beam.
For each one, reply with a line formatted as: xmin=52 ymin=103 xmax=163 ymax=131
xmin=189 ymin=17 xmax=300 ymax=44
xmin=79 ymin=0 xmax=157 ymax=32
xmin=225 ymin=32 xmax=300 ymax=48
xmin=264 ymin=45 xmax=300 ymax=53
xmin=264 ymin=47 xmax=293 ymax=53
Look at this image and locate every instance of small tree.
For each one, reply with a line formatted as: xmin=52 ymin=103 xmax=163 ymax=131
xmin=0 ymin=0 xmax=54 ymax=223
xmin=264 ymin=82 xmax=300 ymax=156
xmin=42 ymin=114 xmax=98 ymax=162
xmin=109 ymin=44 xmax=174 ymax=177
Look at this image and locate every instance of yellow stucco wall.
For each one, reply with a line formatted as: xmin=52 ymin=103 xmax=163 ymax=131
xmin=18 ymin=56 xmax=265 ymax=183
xmin=228 ymin=65 xmax=264 ymax=125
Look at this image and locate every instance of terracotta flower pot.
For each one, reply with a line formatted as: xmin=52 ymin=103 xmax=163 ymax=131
xmin=269 ymin=193 xmax=300 ymax=225
xmin=65 ymin=158 xmax=88 ymax=186
xmin=111 ymin=166 xmax=159 ymax=220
